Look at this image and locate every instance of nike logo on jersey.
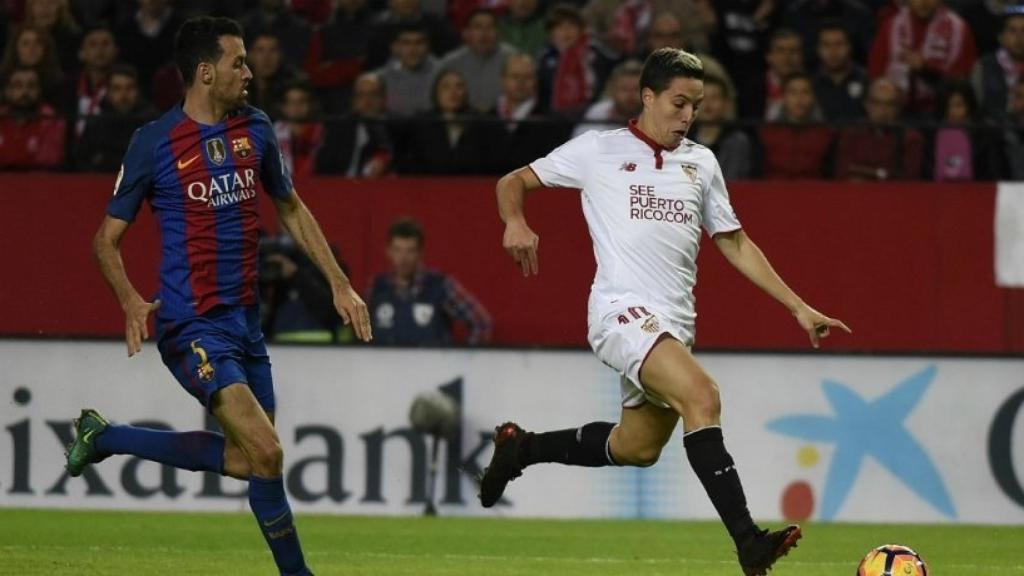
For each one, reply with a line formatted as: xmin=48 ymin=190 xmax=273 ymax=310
xmin=177 ymin=154 xmax=200 ymax=169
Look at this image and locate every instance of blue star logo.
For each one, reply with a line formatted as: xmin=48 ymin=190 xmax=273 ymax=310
xmin=766 ymin=365 xmax=956 ymax=520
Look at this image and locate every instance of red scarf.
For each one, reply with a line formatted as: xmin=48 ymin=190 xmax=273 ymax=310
xmin=553 ymin=34 xmax=594 ymax=111
xmin=886 ymin=7 xmax=968 ymax=100
xmin=610 ymin=0 xmax=652 ymax=55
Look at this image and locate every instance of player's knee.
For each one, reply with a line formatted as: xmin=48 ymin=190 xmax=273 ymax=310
xmin=688 ymin=375 xmax=721 ymax=421
xmin=248 ymin=437 xmax=284 ymax=476
xmin=629 ymin=445 xmax=662 ymax=467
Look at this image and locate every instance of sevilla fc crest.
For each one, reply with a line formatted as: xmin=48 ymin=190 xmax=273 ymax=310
xmin=681 ymin=164 xmax=698 ymax=183
xmin=232 ymin=136 xmax=252 ymax=159
xmin=205 ymin=137 xmax=227 ymax=165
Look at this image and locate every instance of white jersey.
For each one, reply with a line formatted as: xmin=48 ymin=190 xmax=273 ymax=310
xmin=530 ymin=125 xmax=741 ymax=334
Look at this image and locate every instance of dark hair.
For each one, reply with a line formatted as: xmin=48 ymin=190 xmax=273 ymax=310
xmin=388 ymin=218 xmax=425 ymax=246
xmin=936 ymin=79 xmax=980 ymax=122
xmin=394 ymin=22 xmax=429 ymax=41
xmin=817 ymin=20 xmax=849 ymax=42
xmin=770 ymin=28 xmax=802 ymax=48
xmin=545 ymin=3 xmax=584 ymax=31
xmin=639 ymin=48 xmax=703 ymax=94
xmin=174 ymin=17 xmax=244 ymax=87
xmin=81 ymin=23 xmax=115 ymax=40
xmin=430 ymin=68 xmax=469 ymax=113
xmin=108 ymin=63 xmax=139 ymax=82
xmin=781 ymin=71 xmax=813 ymax=90
xmin=465 ymin=8 xmax=498 ymax=26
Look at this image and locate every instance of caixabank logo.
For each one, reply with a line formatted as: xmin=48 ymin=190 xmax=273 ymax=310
xmin=766 ymin=365 xmax=1024 ymax=521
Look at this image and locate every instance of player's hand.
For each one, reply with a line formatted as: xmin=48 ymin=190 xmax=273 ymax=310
xmin=794 ymin=304 xmax=851 ymax=349
xmin=124 ymin=297 xmax=160 ymax=357
xmin=503 ymin=219 xmax=540 ymax=277
xmin=333 ymin=283 xmax=372 ymax=342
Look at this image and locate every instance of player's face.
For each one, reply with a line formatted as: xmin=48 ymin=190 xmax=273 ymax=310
xmin=211 ymin=35 xmax=252 ymax=110
xmin=643 ymin=76 xmax=703 ymax=148
xmin=387 ymin=237 xmax=422 ymax=280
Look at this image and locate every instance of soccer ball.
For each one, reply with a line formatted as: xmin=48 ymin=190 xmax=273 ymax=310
xmin=856 ymin=544 xmax=928 ymax=576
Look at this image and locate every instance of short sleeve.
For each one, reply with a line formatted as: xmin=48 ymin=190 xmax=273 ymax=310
xmin=529 ymin=130 xmax=598 ymax=189
xmin=702 ymin=155 xmax=742 ymax=236
xmin=258 ymin=117 xmax=294 ymax=199
xmin=106 ymin=129 xmax=154 ymax=222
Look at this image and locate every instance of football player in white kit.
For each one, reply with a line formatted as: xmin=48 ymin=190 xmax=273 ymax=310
xmin=478 ymin=48 xmax=851 ymax=576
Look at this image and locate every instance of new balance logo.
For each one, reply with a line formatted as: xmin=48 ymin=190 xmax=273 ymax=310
xmin=619 ymin=162 xmax=637 ymax=172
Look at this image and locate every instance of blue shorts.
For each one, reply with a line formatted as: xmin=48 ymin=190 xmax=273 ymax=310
xmin=156 ymin=305 xmax=275 ymax=413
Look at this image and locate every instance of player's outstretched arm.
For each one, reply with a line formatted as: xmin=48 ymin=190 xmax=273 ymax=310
xmin=273 ymin=191 xmax=372 ymax=342
xmin=496 ymin=166 xmax=544 ymax=277
xmin=713 ymin=229 xmax=851 ymax=348
xmin=93 ymin=215 xmax=161 ymax=357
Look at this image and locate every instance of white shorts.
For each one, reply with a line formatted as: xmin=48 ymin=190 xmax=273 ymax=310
xmin=587 ymin=297 xmax=694 ymax=409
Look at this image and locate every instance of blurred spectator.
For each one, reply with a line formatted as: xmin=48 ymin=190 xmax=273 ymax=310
xmin=583 ymin=0 xmax=716 ymax=57
xmin=438 ymin=9 xmax=515 ymax=113
xmin=573 ymin=59 xmax=642 ymax=136
xmin=246 ymin=31 xmax=301 ymax=119
xmin=291 ymin=0 xmax=333 ymax=25
xmin=782 ymin=0 xmax=875 ymax=67
xmin=497 ymin=0 xmax=546 ymax=58
xmin=953 ymin=0 xmax=1016 ymax=56
xmin=23 ymin=0 xmax=81 ymax=75
xmin=764 ymin=29 xmax=806 ymax=120
xmin=274 ymin=81 xmax=324 ymax=177
xmin=74 ymin=64 xmax=158 ymax=172
xmin=240 ymin=0 xmax=312 ymax=69
xmin=759 ymin=72 xmax=835 ymax=179
xmin=376 ymin=23 xmax=438 ymax=116
xmin=365 ymin=0 xmax=459 ymax=70
xmin=710 ymin=0 xmax=776 ymax=119
xmin=1 ymin=24 xmax=66 ymax=104
xmin=315 ymin=71 xmax=393 ymax=177
xmin=1002 ymin=81 xmax=1024 ymax=179
xmin=537 ymin=4 xmax=613 ymax=116
xmin=640 ymin=11 xmax=736 ymax=98
xmin=115 ymin=0 xmax=184 ymax=100
xmin=492 ymin=53 xmax=571 ymax=173
xmin=868 ymin=0 xmax=977 ymax=115
xmin=972 ymin=12 xmax=1024 ymax=120
xmin=931 ymin=79 xmax=998 ymax=181
xmin=813 ymin=22 xmax=867 ymax=120
xmin=259 ymin=233 xmax=350 ymax=344
xmin=834 ymin=77 xmax=924 ymax=180
xmin=71 ymin=24 xmax=118 ymax=136
xmin=0 ymin=66 xmax=66 ymax=169
xmin=692 ymin=75 xmax=753 ymax=180
xmin=369 ymin=218 xmax=492 ymax=346
xmin=303 ymin=0 xmax=372 ymax=114
xmin=395 ymin=69 xmax=493 ymax=174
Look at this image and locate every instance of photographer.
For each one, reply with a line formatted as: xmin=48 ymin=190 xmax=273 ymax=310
xmin=259 ymin=233 xmax=353 ymax=343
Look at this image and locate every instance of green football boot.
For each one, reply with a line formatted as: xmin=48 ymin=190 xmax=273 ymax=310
xmin=65 ymin=408 xmax=110 ymax=477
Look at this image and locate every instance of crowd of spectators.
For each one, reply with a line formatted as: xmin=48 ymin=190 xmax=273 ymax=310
xmin=1 ymin=0 xmax=1023 ymax=180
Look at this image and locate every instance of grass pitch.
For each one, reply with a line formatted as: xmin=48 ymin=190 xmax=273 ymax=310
xmin=1 ymin=509 xmax=1022 ymax=575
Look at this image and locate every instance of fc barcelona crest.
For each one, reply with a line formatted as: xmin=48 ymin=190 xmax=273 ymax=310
xmin=205 ymin=137 xmax=226 ymax=165
xmin=681 ymin=164 xmax=698 ymax=183
xmin=232 ymin=136 xmax=252 ymax=159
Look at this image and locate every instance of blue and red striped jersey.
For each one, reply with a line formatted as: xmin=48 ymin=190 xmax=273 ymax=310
xmin=107 ymin=104 xmax=293 ymax=322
